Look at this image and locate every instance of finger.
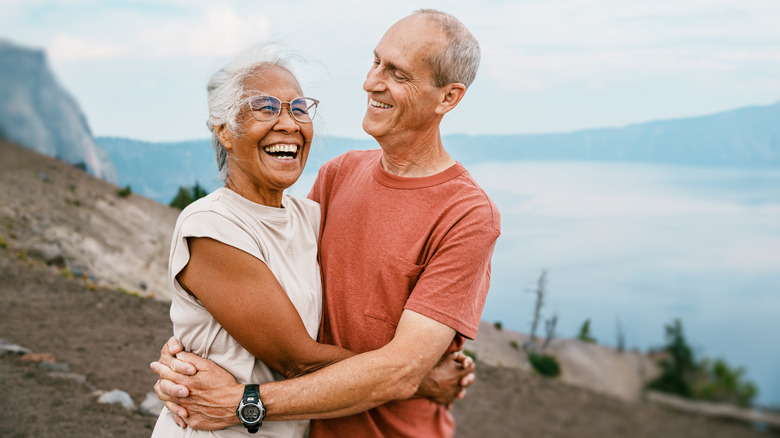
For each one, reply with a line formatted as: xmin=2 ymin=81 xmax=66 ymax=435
xmin=159 ymin=344 xmax=175 ymax=368
xmin=159 ymin=376 xmax=190 ymax=398
xmin=154 ymin=379 xmax=165 ymax=399
xmin=173 ymin=351 xmax=212 ymax=374
xmin=462 ymin=355 xmax=474 ymax=370
xmin=166 ymin=403 xmax=187 ymax=428
xmin=165 ymin=401 xmax=189 ymax=419
xmin=460 ymin=372 xmax=476 ymax=388
xmin=167 ymin=337 xmax=185 ymax=355
xmin=150 ymin=361 xmax=190 ymax=389
xmin=457 ymin=388 xmax=468 ymax=400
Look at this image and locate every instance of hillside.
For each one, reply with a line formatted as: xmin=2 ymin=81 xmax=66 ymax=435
xmin=1 ymin=241 xmax=771 ymax=437
xmin=0 ymin=138 xmax=775 ymax=436
xmin=0 ymin=139 xmax=178 ymax=300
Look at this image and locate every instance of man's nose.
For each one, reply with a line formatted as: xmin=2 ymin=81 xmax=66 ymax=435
xmin=363 ymin=65 xmax=384 ymax=92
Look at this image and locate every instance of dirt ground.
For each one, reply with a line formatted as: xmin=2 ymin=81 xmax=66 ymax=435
xmin=0 ymin=253 xmax=776 ymax=438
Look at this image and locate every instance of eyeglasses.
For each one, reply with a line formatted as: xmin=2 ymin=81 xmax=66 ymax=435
xmin=246 ymin=95 xmax=319 ymax=123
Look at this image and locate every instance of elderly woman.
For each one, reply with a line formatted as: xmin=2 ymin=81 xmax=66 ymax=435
xmin=152 ymin=50 xmax=470 ymax=437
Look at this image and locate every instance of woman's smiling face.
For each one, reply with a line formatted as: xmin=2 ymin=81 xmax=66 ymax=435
xmin=218 ymin=65 xmax=314 ymax=206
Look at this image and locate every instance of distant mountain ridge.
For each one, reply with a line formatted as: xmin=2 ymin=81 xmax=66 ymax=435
xmin=0 ymin=40 xmax=116 ymax=182
xmin=442 ymin=100 xmax=780 ymax=166
xmin=98 ymin=100 xmax=780 ymax=203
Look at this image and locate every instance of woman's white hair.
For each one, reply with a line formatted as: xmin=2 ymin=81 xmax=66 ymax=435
xmin=206 ymin=45 xmax=291 ymax=182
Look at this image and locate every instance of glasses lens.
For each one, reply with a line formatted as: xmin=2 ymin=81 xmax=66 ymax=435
xmin=248 ymin=96 xmax=280 ymax=121
xmin=290 ymin=98 xmax=317 ymax=123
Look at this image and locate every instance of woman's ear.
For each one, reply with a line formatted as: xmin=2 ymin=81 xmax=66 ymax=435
xmin=435 ymin=83 xmax=467 ymax=116
xmin=214 ymin=124 xmax=233 ymax=150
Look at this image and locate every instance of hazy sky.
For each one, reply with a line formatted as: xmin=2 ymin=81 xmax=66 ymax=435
xmin=2 ymin=0 xmax=779 ymax=142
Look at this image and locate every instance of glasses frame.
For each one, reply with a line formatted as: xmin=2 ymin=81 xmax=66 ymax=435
xmin=245 ymin=95 xmax=319 ymax=124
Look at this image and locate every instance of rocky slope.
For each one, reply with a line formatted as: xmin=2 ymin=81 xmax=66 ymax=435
xmin=0 ymin=139 xmax=177 ymax=299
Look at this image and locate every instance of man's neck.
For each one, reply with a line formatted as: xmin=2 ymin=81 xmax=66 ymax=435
xmin=378 ymin=130 xmax=455 ymax=177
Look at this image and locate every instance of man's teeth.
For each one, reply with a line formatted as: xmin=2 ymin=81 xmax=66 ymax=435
xmin=370 ymin=98 xmax=392 ymax=109
xmin=263 ymin=144 xmax=298 ymax=157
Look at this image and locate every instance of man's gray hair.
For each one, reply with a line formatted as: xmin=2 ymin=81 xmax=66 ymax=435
xmin=206 ymin=46 xmax=290 ymax=182
xmin=414 ymin=9 xmax=481 ymax=89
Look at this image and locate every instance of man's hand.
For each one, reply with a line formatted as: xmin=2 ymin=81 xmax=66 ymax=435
xmin=150 ymin=337 xmax=244 ymax=430
xmin=416 ymin=351 xmax=476 ymax=407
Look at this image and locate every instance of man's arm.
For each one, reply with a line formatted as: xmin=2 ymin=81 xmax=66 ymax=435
xmin=152 ymin=309 xmax=460 ymax=429
xmin=180 ymin=236 xmax=354 ymax=378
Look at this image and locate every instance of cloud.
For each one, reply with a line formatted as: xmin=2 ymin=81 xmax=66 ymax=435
xmin=477 ymin=0 xmax=780 ymax=92
xmin=48 ymin=6 xmax=270 ymax=62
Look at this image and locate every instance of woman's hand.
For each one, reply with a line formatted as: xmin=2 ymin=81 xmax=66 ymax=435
xmin=415 ymin=351 xmax=476 ymax=407
xmin=150 ymin=337 xmax=243 ymax=430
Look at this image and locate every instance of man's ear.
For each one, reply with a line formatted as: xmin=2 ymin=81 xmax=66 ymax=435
xmin=435 ymin=83 xmax=467 ymax=116
xmin=214 ymin=124 xmax=233 ymax=150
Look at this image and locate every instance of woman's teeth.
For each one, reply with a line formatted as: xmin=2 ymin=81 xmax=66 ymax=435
xmin=263 ymin=144 xmax=298 ymax=159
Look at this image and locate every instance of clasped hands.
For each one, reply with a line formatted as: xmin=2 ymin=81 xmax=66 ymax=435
xmin=150 ymin=337 xmax=476 ymax=429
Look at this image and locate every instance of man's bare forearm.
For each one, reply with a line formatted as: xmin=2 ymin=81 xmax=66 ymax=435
xmin=260 ymin=310 xmax=456 ymax=421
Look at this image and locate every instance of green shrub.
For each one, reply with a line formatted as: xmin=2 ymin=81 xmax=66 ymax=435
xmin=0 ymin=237 xmax=7 ymax=249
xmin=462 ymin=349 xmax=477 ymax=361
xmin=118 ymin=287 xmax=142 ymax=298
xmin=494 ymin=321 xmax=503 ymax=330
xmin=116 ymin=185 xmax=132 ymax=198
xmin=647 ymin=319 xmax=757 ymax=406
xmin=170 ymin=182 xmax=208 ymax=210
xmin=529 ymin=352 xmax=560 ymax=377
xmin=692 ymin=358 xmax=758 ymax=407
xmin=647 ymin=319 xmax=696 ymax=397
xmin=509 ymin=340 xmax=519 ymax=350
xmin=577 ymin=319 xmax=597 ymax=344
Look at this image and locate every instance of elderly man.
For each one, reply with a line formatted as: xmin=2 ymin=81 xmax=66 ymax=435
xmin=152 ymin=9 xmax=500 ymax=437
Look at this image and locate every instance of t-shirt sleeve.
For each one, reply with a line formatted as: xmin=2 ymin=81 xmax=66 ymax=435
xmin=307 ymin=157 xmax=341 ymax=204
xmin=404 ymin=204 xmax=501 ymax=341
xmin=169 ymin=210 xmax=266 ymax=286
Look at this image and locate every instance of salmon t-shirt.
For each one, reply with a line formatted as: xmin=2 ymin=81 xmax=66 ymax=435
xmin=308 ymin=149 xmax=501 ymax=438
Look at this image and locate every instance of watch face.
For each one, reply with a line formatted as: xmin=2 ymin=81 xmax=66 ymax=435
xmin=242 ymin=405 xmax=260 ymax=421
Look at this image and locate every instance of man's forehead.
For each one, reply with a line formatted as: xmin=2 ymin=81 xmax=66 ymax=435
xmin=375 ymin=20 xmax=444 ymax=66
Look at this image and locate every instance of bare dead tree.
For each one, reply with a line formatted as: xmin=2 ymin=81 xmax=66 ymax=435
xmin=524 ymin=269 xmax=550 ymax=354
xmin=539 ymin=313 xmax=558 ymax=352
xmin=616 ymin=316 xmax=626 ymax=353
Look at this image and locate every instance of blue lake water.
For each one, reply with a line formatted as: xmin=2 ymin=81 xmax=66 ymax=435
xmin=292 ymin=161 xmax=780 ymax=407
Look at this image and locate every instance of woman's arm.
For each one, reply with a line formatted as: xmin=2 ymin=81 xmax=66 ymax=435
xmin=179 ymin=236 xmax=354 ymax=378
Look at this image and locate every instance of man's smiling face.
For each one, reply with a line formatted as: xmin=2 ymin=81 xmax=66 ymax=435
xmin=361 ymin=14 xmax=448 ymax=145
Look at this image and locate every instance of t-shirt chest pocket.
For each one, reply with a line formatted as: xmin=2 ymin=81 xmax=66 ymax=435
xmin=364 ymin=250 xmax=425 ymax=332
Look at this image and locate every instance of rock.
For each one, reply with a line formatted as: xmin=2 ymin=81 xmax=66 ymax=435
xmin=20 ymin=352 xmax=58 ymax=363
xmin=39 ymin=361 xmax=69 ymax=373
xmin=48 ymin=371 xmax=96 ymax=391
xmin=27 ymin=243 xmax=64 ymax=266
xmin=139 ymin=392 xmax=164 ymax=417
xmin=97 ymin=389 xmax=136 ymax=411
xmin=0 ymin=342 xmax=32 ymax=357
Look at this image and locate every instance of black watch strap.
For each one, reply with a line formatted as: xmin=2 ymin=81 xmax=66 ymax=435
xmin=244 ymin=383 xmax=260 ymax=401
xmin=238 ymin=384 xmax=263 ymax=433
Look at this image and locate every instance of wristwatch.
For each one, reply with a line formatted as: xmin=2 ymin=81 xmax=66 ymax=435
xmin=236 ymin=384 xmax=265 ymax=434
